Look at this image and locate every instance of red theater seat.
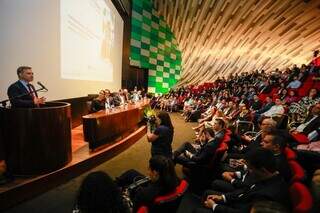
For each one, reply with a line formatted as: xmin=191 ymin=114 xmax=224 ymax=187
xmin=137 ymin=180 xmax=188 ymax=213
xmin=283 ymin=147 xmax=297 ymax=161
xmin=292 ymin=133 xmax=310 ymax=144
xmin=289 ymin=182 xmax=313 ymax=213
xmin=288 ymin=161 xmax=305 ymax=183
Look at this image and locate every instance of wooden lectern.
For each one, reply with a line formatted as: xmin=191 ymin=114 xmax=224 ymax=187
xmin=0 ymin=102 xmax=72 ymax=175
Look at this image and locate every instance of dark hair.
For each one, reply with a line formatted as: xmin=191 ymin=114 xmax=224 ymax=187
xmin=157 ymin=111 xmax=174 ymax=132
xmin=149 ymin=156 xmax=179 ymax=194
xmin=17 ymin=66 xmax=32 ymax=76
xmin=264 ymin=129 xmax=287 ymax=151
xmin=251 ymin=200 xmax=288 ymax=213
xmin=308 ymin=88 xmax=319 ymax=98
xmin=245 ymin=148 xmax=276 ymax=173
xmin=76 ymin=171 xmax=127 ymax=213
xmin=215 ymin=118 xmax=225 ymax=129
xmin=203 ymin=127 xmax=215 ymax=138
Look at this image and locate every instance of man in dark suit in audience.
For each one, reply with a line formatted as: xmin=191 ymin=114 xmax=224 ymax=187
xmin=291 ymin=103 xmax=320 ymax=141
xmin=211 ymin=129 xmax=292 ymax=194
xmin=260 ymin=130 xmax=292 ymax=182
xmin=194 ymin=148 xmax=291 ymax=213
xmin=174 ymin=119 xmax=225 ymax=166
xmin=7 ymin=66 xmax=45 ymax=108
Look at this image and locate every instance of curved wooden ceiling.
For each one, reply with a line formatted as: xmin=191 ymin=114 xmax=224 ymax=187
xmin=153 ymin=0 xmax=320 ymax=86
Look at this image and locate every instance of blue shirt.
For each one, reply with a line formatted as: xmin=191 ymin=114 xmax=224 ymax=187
xmin=19 ymin=80 xmax=30 ymax=91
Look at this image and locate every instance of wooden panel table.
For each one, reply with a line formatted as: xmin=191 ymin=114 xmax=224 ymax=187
xmin=82 ymin=100 xmax=149 ymax=149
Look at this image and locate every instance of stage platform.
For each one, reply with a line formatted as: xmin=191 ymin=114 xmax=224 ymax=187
xmin=0 ymin=125 xmax=146 ymax=211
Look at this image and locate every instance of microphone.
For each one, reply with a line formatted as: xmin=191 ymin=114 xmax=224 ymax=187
xmin=37 ymin=81 xmax=48 ymax=91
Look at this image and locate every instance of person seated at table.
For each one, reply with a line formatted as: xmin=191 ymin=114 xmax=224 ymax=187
xmin=104 ymin=89 xmax=115 ymax=109
xmin=90 ymin=90 xmax=106 ymax=112
xmin=113 ymin=90 xmax=128 ymax=107
xmin=131 ymin=86 xmax=142 ymax=102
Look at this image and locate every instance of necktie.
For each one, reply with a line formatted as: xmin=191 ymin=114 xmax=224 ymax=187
xmin=27 ymin=84 xmax=35 ymax=98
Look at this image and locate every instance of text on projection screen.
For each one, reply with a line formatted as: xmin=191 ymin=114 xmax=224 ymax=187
xmin=61 ymin=0 xmax=119 ymax=82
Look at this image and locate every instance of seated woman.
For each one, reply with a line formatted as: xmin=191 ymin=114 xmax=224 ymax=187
xmin=147 ymin=111 xmax=174 ymax=158
xmin=90 ymin=90 xmax=106 ymax=113
xmin=192 ymin=108 xmax=224 ymax=134
xmin=116 ymin=156 xmax=179 ymax=212
xmin=74 ymin=171 xmax=129 ymax=213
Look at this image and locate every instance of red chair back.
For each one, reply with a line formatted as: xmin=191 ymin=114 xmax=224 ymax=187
xmin=283 ymin=147 xmax=296 ymax=161
xmin=288 ymin=161 xmax=305 ymax=182
xmin=137 ymin=180 xmax=189 ymax=213
xmin=154 ymin=179 xmax=188 ymax=204
xmin=221 ymin=134 xmax=231 ymax=144
xmin=137 ymin=206 xmax=148 ymax=213
xmin=213 ymin=142 xmax=229 ymax=163
xmin=291 ymin=133 xmax=309 ymax=144
xmin=289 ymin=182 xmax=313 ymax=213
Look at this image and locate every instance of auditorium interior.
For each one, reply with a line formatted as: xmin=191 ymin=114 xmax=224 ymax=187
xmin=1 ymin=0 xmax=320 ymax=212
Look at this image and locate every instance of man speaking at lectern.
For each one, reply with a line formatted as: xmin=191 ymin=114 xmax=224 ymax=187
xmin=7 ymin=66 xmax=46 ymax=108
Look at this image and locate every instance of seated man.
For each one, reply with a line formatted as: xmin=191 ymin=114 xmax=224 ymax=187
xmin=174 ymin=128 xmax=219 ymax=166
xmin=230 ymin=118 xmax=277 ymax=156
xmin=174 ymin=119 xmax=225 ymax=166
xmin=194 ymin=148 xmax=291 ymax=213
xmin=291 ymin=103 xmax=320 ymax=142
xmin=262 ymin=98 xmax=285 ymax=118
xmin=173 ymin=130 xmax=207 ymax=160
xmin=251 ymin=96 xmax=274 ymax=122
xmin=212 ymin=129 xmax=292 ymax=193
xmin=260 ymin=130 xmax=292 ymax=182
xmin=90 ymin=90 xmax=106 ymax=112
xmin=287 ymin=76 xmax=302 ymax=89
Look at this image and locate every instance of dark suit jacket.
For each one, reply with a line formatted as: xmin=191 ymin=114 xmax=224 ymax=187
xmin=191 ymin=137 xmax=222 ymax=164
xmin=7 ymin=81 xmax=37 ymax=108
xmin=302 ymin=115 xmax=320 ymax=135
xmin=256 ymin=102 xmax=274 ymax=114
xmin=274 ymin=153 xmax=292 ymax=183
xmin=216 ymin=174 xmax=291 ymax=213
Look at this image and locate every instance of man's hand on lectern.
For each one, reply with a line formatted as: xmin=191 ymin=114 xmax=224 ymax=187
xmin=34 ymin=97 xmax=46 ymax=105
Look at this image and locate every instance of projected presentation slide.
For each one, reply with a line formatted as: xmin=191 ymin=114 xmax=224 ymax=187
xmin=61 ymin=0 xmax=120 ymax=82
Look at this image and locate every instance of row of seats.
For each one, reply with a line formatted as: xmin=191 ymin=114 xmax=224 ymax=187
xmin=283 ymin=147 xmax=313 ymax=213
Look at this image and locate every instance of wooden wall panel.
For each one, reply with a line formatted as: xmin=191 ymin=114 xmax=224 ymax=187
xmin=153 ymin=0 xmax=320 ymax=86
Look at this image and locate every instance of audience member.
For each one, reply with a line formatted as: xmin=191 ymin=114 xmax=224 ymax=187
xmin=193 ymin=148 xmax=291 ymax=213
xmin=74 ymin=171 xmax=129 ymax=213
xmin=116 ymin=156 xmax=179 ymax=212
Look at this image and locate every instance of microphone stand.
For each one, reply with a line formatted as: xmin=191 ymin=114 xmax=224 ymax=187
xmin=0 ymin=87 xmax=47 ymax=108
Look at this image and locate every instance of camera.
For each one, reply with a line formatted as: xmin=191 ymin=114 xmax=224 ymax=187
xmin=146 ymin=115 xmax=156 ymax=132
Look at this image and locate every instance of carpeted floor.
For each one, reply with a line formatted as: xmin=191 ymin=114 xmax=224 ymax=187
xmin=5 ymin=112 xmax=197 ymax=213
